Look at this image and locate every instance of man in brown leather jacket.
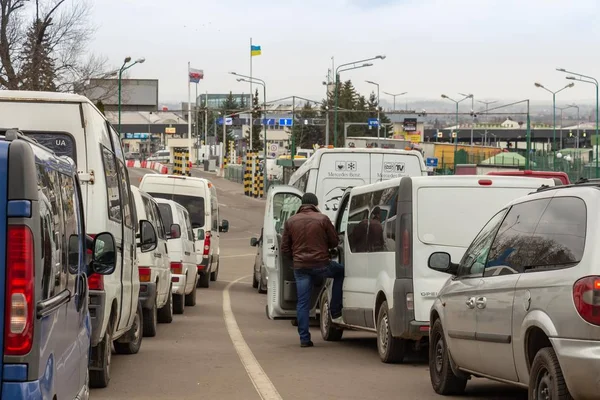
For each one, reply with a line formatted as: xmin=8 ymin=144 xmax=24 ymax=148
xmin=281 ymin=193 xmax=344 ymax=347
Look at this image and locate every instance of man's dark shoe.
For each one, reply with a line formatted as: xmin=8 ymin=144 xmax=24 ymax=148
xmin=300 ymin=341 xmax=314 ymax=348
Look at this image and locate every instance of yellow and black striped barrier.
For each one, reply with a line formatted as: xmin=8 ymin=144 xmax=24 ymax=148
xmin=244 ymin=151 xmax=253 ymax=197
xmin=172 ymin=148 xmax=191 ymax=176
xmin=257 ymin=172 xmax=264 ymax=198
xmin=253 ymin=156 xmax=261 ymax=198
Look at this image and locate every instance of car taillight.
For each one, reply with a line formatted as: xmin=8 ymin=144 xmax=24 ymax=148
xmin=203 ymin=232 xmax=211 ymax=256
xmin=573 ymin=276 xmax=600 ymax=326
xmin=171 ymin=262 xmax=183 ymax=274
xmin=88 ymin=274 xmax=104 ymax=290
xmin=5 ymin=225 xmax=34 ymax=356
xmin=197 ymin=264 xmax=205 ymax=271
xmin=400 ymin=214 xmax=411 ymax=267
xmin=139 ymin=267 xmax=151 ymax=283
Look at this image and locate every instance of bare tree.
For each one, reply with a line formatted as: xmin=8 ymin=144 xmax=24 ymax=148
xmin=0 ymin=0 xmax=112 ymax=91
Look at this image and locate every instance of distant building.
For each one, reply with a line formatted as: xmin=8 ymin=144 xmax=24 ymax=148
xmin=197 ymin=93 xmax=252 ymax=109
xmin=80 ymin=78 xmax=159 ymax=112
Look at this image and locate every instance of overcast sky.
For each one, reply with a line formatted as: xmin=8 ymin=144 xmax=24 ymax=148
xmin=91 ymin=0 xmax=600 ymax=106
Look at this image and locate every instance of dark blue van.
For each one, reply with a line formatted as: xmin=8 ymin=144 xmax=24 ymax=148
xmin=0 ymin=130 xmax=117 ymax=399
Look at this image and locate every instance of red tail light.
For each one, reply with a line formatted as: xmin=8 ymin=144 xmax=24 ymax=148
xmin=203 ymin=232 xmax=211 ymax=256
xmin=138 ymin=267 xmax=151 ymax=283
xmin=4 ymin=225 xmax=34 ymax=356
xmin=88 ymin=274 xmax=104 ymax=290
xmin=573 ymin=276 xmax=600 ymax=325
xmin=400 ymin=214 xmax=411 ymax=267
xmin=171 ymin=262 xmax=183 ymax=275
xmin=197 ymin=265 xmax=205 ymax=271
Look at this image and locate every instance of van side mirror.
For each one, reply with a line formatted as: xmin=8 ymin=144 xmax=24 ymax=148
xmin=250 ymin=237 xmax=258 ymax=247
xmin=90 ymin=232 xmax=117 ymax=275
xmin=197 ymin=229 xmax=205 ymax=240
xmin=169 ymin=224 xmax=181 ymax=239
xmin=219 ymin=219 xmax=229 ymax=233
xmin=138 ymin=220 xmax=157 ymax=252
xmin=428 ymin=252 xmax=457 ymax=275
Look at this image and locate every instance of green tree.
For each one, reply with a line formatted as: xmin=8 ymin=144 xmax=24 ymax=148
xmin=95 ymin=100 xmax=105 ymax=115
xmin=291 ymin=102 xmax=324 ymax=149
xmin=19 ymin=19 xmax=56 ymax=91
xmin=220 ymin=91 xmax=238 ymax=149
xmin=245 ymin=89 xmax=263 ymax=151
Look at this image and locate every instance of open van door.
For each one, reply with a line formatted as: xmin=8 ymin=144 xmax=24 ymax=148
xmin=263 ymin=186 xmax=303 ymax=319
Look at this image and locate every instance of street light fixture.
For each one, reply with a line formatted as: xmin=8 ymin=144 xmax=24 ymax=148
xmin=567 ymin=104 xmax=581 ymax=149
xmin=383 ymin=91 xmax=407 ymax=112
xmin=118 ymin=56 xmax=145 ymax=134
xmin=558 ymin=67 xmax=599 ymax=177
xmin=459 ymin=92 xmax=475 ymax=146
xmin=365 ymin=80 xmax=381 ymax=139
xmin=477 ymin=100 xmax=498 ymax=146
xmin=441 ymin=94 xmax=472 ymax=168
xmin=333 ymin=56 xmax=386 ymax=146
xmin=534 ymin=81 xmax=574 ymax=162
xmin=229 ymin=72 xmax=267 ymax=154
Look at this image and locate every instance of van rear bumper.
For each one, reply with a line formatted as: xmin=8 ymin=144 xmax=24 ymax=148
xmin=139 ymin=282 xmax=157 ymax=309
xmin=390 ymin=279 xmax=428 ymax=340
xmin=88 ymin=291 xmax=106 ymax=347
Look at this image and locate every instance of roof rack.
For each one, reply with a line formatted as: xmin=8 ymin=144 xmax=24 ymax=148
xmin=533 ymin=179 xmax=600 ymax=194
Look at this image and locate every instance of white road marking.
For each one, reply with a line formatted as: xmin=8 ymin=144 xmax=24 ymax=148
xmin=220 ymin=253 xmax=256 ymax=258
xmin=223 ymin=276 xmax=283 ymax=400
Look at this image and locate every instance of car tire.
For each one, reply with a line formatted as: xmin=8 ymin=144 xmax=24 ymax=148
xmin=173 ymin=293 xmax=185 ymax=314
xmin=198 ymin=272 xmax=210 ymax=288
xmin=158 ymin=286 xmax=174 ymax=323
xmin=252 ymin=272 xmax=259 ymax=289
xmin=185 ymin=286 xmax=197 ymax=306
xmin=529 ymin=347 xmax=573 ymax=400
xmin=429 ymin=318 xmax=468 ymax=395
xmin=89 ymin=319 xmax=113 ymax=388
xmin=258 ymin=267 xmax=267 ymax=294
xmin=114 ymin=303 xmax=143 ymax=355
xmin=376 ymin=301 xmax=407 ymax=363
xmin=142 ymin=301 xmax=158 ymax=337
xmin=320 ymin=291 xmax=344 ymax=341
xmin=210 ymin=261 xmax=219 ymax=281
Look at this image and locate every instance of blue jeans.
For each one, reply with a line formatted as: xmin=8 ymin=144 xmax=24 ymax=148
xmin=293 ymin=261 xmax=344 ymax=343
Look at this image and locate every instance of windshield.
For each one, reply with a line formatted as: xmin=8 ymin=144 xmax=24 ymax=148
xmin=149 ymin=192 xmax=205 ymax=229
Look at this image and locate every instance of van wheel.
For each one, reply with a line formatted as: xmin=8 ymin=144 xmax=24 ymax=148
xmin=185 ymin=286 xmax=197 ymax=306
xmin=210 ymin=261 xmax=219 ymax=281
xmin=252 ymin=273 xmax=259 ymax=289
xmin=114 ymin=303 xmax=143 ymax=355
xmin=198 ymin=272 xmax=210 ymax=288
xmin=320 ymin=291 xmax=343 ymax=341
xmin=173 ymin=294 xmax=185 ymax=314
xmin=142 ymin=302 xmax=158 ymax=337
xmin=158 ymin=287 xmax=173 ymax=323
xmin=429 ymin=318 xmax=467 ymax=395
xmin=89 ymin=320 xmax=113 ymax=388
xmin=529 ymin=347 xmax=573 ymax=400
xmin=377 ymin=301 xmax=406 ymax=363
xmin=258 ymin=268 xmax=267 ymax=294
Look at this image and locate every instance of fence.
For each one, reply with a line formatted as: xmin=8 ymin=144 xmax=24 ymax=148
xmin=225 ymin=164 xmax=245 ymax=184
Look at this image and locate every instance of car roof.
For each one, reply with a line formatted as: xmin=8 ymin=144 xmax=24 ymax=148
xmin=0 ymin=90 xmax=90 ymax=103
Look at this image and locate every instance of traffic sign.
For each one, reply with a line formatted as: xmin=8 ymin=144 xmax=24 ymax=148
xmin=368 ymin=118 xmax=379 ymax=127
xmin=269 ymin=143 xmax=279 ymax=153
xmin=279 ymin=118 xmax=293 ymax=127
xmin=217 ymin=117 xmax=233 ymax=126
xmin=426 ymin=157 xmax=439 ymax=168
xmin=262 ymin=118 xmax=275 ymax=126
xmin=165 ymin=127 xmax=176 ymax=134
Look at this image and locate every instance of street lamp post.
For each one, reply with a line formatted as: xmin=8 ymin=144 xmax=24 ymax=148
xmin=383 ymin=91 xmax=407 ymax=112
xmin=441 ymin=94 xmax=472 ymax=168
xmin=118 ymin=56 xmax=145 ymax=134
xmin=477 ymin=100 xmax=498 ymax=146
xmin=557 ymin=105 xmax=576 ymax=150
xmin=366 ymin=80 xmax=381 ymax=139
xmin=459 ymin=92 xmax=475 ymax=147
xmin=567 ymin=104 xmax=581 ymax=149
xmin=333 ymin=55 xmax=386 ymax=147
xmin=534 ymin=82 xmax=574 ymax=164
xmin=557 ymin=68 xmax=599 ymax=177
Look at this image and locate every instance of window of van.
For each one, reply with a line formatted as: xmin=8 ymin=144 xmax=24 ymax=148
xmin=292 ymin=172 xmax=309 ymax=192
xmin=117 ymin=160 xmax=133 ymax=228
xmin=148 ymin=193 xmax=205 ymax=229
xmin=157 ymin=203 xmax=174 ymax=234
xmin=101 ymin=146 xmax=122 ymax=222
xmin=211 ymin=198 xmax=218 ymax=232
xmin=348 ymin=189 xmax=396 ymax=253
xmin=24 ymin=132 xmax=77 ymax=162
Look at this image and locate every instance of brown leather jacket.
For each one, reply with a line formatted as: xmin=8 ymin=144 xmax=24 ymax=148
xmin=281 ymin=205 xmax=338 ymax=269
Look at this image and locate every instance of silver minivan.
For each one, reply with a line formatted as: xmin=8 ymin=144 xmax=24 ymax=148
xmin=428 ymin=182 xmax=599 ymax=399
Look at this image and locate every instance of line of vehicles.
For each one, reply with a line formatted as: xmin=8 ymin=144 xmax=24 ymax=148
xmin=251 ymin=146 xmax=593 ymax=399
xmin=0 ymin=91 xmax=228 ymax=399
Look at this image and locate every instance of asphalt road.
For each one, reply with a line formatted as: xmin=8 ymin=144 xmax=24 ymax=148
xmin=92 ymin=168 xmax=528 ymax=400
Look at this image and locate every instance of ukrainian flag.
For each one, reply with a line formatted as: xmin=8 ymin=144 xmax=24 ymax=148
xmin=251 ymin=45 xmax=262 ymax=57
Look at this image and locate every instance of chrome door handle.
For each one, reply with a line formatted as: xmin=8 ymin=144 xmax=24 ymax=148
xmin=475 ymin=297 xmax=487 ymax=309
xmin=465 ymin=297 xmax=475 ymax=309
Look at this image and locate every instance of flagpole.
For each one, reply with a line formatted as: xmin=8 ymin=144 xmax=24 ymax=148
xmin=187 ymin=61 xmax=192 ymax=167
xmin=249 ymin=37 xmax=253 ymax=151
xmin=195 ymin=82 xmax=198 ymax=161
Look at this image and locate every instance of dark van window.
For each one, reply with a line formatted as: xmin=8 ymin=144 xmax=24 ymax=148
xmin=148 ymin=193 xmax=205 ymax=229
xmin=348 ymin=193 xmax=371 ymax=253
xmin=101 ymin=146 xmax=122 ymax=222
xmin=60 ymin=173 xmax=81 ymax=276
xmin=157 ymin=203 xmax=174 ymax=234
xmin=151 ymin=202 xmax=166 ymax=240
xmin=117 ymin=160 xmax=133 ymax=228
xmin=24 ymin=132 xmax=76 ymax=162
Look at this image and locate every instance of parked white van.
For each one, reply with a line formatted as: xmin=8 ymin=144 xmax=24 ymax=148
xmin=140 ymin=175 xmax=229 ymax=288
xmin=131 ymin=186 xmax=173 ymax=335
xmin=155 ymin=198 xmax=198 ymax=313
xmin=0 ymin=91 xmax=147 ymax=388
xmin=319 ymin=175 xmax=556 ymax=363
xmin=287 ymin=147 xmax=427 ymax=221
